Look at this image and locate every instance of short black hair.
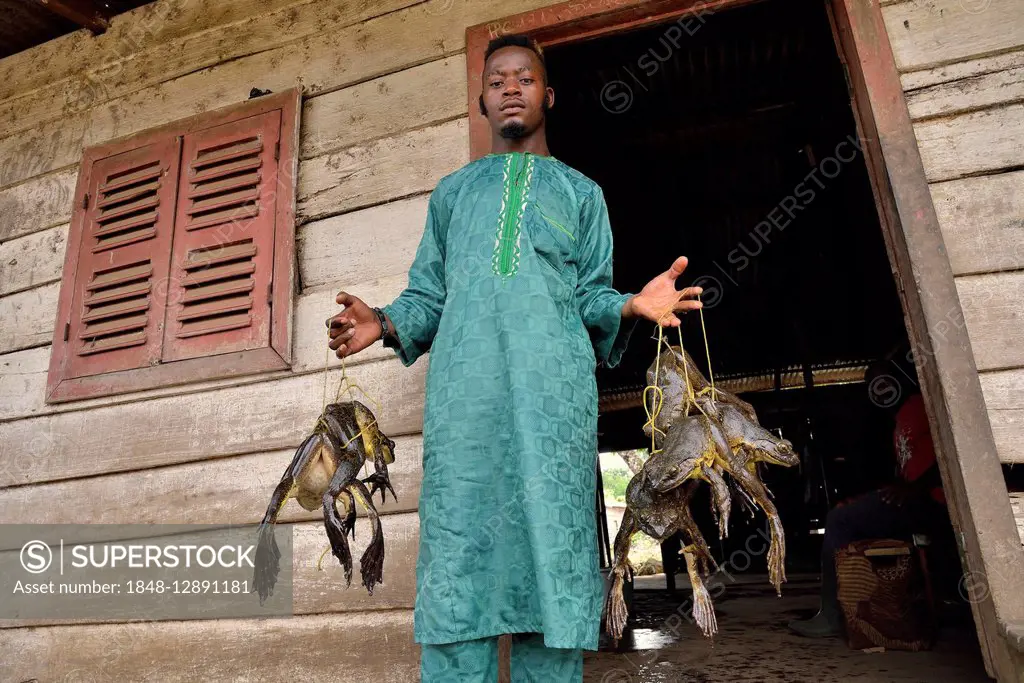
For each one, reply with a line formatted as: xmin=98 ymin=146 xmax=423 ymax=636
xmin=480 ymin=34 xmax=549 ymax=116
xmin=484 ymin=34 xmax=546 ymax=71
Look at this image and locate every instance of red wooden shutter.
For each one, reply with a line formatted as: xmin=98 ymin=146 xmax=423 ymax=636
xmin=47 ymin=88 xmax=298 ymax=402
xmin=160 ymin=110 xmax=282 ymax=362
xmin=62 ymin=138 xmax=182 ymax=379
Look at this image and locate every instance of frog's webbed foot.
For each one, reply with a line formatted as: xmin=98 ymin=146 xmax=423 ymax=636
xmin=765 ymin=509 xmax=787 ymax=594
xmin=605 ymin=563 xmax=632 ymax=642
xmin=322 ymin=460 xmax=361 ymax=587
xmin=322 ymin=496 xmax=354 ymax=587
xmin=362 ymin=467 xmax=396 ymax=505
xmin=605 ymin=509 xmax=637 ymax=641
xmin=317 ymin=490 xmax=358 ymax=573
xmin=682 ymin=544 xmax=718 ymax=638
xmin=253 ymin=521 xmax=282 ymax=606
xmin=348 ymin=480 xmax=385 ymax=594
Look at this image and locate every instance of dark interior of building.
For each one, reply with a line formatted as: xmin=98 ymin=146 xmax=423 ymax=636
xmin=543 ymin=0 xmax=979 ymax=673
xmin=0 ymin=0 xmax=153 ymax=59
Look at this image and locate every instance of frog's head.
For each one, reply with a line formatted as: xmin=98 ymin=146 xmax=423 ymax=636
xmin=753 ymin=433 xmax=798 ymax=467
xmin=718 ymin=404 xmax=799 ymax=467
xmin=643 ymin=416 xmax=710 ymax=492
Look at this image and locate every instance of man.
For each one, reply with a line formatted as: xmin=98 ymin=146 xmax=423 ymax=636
xmin=327 ymin=35 xmax=702 ymax=681
xmin=789 ymin=360 xmax=945 ymax=638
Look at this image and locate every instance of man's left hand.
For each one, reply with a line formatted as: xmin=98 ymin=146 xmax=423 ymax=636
xmin=624 ymin=256 xmax=703 ymax=327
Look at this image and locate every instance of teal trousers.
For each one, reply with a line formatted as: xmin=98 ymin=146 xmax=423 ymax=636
xmin=420 ymin=633 xmax=583 ymax=682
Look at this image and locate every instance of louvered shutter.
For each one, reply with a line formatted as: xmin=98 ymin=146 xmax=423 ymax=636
xmin=160 ymin=110 xmax=282 ymax=362
xmin=47 ymin=88 xmax=298 ymax=403
xmin=61 ymin=138 xmax=182 ymax=379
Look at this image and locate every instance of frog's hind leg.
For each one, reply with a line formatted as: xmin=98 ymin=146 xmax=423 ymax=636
xmin=605 ymin=508 xmax=638 ymax=641
xmin=346 ymin=480 xmax=385 ymax=594
xmin=704 ymin=463 xmax=732 ymax=540
xmin=342 ymin=488 xmax=357 ymax=539
xmin=322 ymin=458 xmax=361 ymax=587
xmin=316 ymin=490 xmax=357 ymax=572
xmin=732 ymin=463 xmax=787 ymax=594
xmin=677 ymin=491 xmax=718 ymax=577
xmin=681 ymin=544 xmax=718 ymax=638
xmin=253 ymin=434 xmax=318 ymax=605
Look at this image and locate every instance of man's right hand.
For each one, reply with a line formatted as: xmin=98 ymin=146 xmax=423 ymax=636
xmin=326 ymin=292 xmax=384 ymax=359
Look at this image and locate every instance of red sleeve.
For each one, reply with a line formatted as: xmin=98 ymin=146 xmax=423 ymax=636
xmin=893 ymin=394 xmax=937 ymax=483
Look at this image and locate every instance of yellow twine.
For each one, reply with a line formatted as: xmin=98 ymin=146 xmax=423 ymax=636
xmin=642 ymin=324 xmax=667 ymax=454
xmin=677 ymin=324 xmax=710 ymax=421
xmin=316 ymin=545 xmax=331 ymax=571
xmin=641 ymin=287 xmax=694 ymax=454
xmin=319 ymin=330 xmax=385 ymax=478
xmin=697 ymin=293 xmax=716 ymax=402
xmin=642 ymin=288 xmax=718 ymax=449
xmin=322 ymin=342 xmax=331 ymax=412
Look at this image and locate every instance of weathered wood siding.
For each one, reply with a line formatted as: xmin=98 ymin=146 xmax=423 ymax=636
xmin=1010 ymin=493 xmax=1024 ymax=545
xmin=0 ymin=0 xmax=548 ymax=676
xmin=882 ymin=0 xmax=1024 ymax=464
xmin=0 ymin=0 xmax=1020 ymax=676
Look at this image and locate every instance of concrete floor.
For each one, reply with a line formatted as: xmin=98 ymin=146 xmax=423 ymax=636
xmin=583 ymin=575 xmax=988 ymax=683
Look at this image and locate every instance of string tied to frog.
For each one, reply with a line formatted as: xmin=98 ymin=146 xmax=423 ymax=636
xmin=642 ymin=296 xmax=691 ymax=454
xmin=641 ymin=291 xmax=716 ymax=453
xmin=697 ymin=293 xmax=717 ymax=403
xmin=319 ymin=336 xmax=386 ymax=473
xmin=642 ymin=324 xmax=669 ymax=454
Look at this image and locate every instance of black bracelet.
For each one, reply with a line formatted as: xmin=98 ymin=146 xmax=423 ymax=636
xmin=371 ymin=306 xmax=390 ymax=342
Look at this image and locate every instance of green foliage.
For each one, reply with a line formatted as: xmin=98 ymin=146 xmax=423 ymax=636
xmin=602 ymin=467 xmax=631 ymax=502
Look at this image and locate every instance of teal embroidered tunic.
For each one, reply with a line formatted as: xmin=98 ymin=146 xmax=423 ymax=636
xmin=382 ymin=151 xmax=634 ymax=650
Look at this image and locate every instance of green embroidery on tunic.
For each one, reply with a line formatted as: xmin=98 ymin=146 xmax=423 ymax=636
xmin=492 ymin=152 xmax=536 ymax=277
xmin=538 ymin=209 xmax=576 ymax=241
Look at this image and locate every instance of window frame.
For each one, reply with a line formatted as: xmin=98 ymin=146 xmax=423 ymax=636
xmin=45 ymin=88 xmax=301 ymax=403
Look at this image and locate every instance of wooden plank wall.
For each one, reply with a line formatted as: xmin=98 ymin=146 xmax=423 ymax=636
xmin=0 ymin=0 xmax=551 ymax=678
xmin=1010 ymin=493 xmax=1024 ymax=545
xmin=0 ymin=0 xmax=1020 ymax=676
xmin=881 ymin=0 xmax=1024 ymax=465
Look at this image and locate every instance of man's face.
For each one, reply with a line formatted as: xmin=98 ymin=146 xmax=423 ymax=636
xmin=481 ymin=45 xmax=553 ymax=140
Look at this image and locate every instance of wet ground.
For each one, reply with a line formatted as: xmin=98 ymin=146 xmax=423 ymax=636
xmin=583 ymin=574 xmax=988 ymax=683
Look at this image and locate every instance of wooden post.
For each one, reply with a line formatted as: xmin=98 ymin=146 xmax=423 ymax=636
xmin=830 ymin=1 xmax=1024 ymax=679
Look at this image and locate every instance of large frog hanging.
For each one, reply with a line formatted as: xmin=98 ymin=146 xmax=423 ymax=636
xmin=605 ymin=345 xmax=797 ymax=640
xmin=253 ymin=400 xmax=397 ymax=604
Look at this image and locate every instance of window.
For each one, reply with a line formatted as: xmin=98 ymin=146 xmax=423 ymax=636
xmin=45 ymin=89 xmax=300 ymax=402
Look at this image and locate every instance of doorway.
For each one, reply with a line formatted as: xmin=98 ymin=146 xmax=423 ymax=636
xmin=550 ymin=0 xmax=920 ymax=554
xmin=540 ymin=1 xmax=981 ymax=679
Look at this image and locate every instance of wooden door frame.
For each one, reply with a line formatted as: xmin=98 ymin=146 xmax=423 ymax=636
xmin=467 ymin=0 xmax=1024 ymax=679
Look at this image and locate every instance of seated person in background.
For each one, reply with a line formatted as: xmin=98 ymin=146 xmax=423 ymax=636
xmin=788 ymin=359 xmax=945 ymax=638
